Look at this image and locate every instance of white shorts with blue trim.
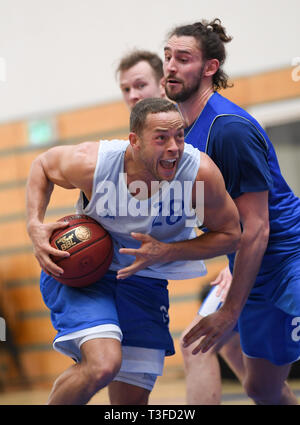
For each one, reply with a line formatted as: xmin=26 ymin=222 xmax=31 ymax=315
xmin=198 ymin=286 xmax=222 ymax=317
xmin=54 ymin=326 xmax=164 ymax=391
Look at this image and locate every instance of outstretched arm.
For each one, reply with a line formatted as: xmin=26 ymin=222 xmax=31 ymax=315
xmin=26 ymin=142 xmax=98 ymax=276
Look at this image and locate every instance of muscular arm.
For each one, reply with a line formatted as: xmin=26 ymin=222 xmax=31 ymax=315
xmin=117 ymin=153 xmax=241 ymax=279
xmin=160 ymin=152 xmax=241 ymax=261
xmin=183 ymin=191 xmax=270 ymax=353
xmin=222 ymin=191 xmax=270 ymax=314
xmin=26 ymin=142 xmax=98 ymax=276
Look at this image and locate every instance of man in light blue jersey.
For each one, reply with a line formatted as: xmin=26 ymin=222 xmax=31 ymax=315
xmin=115 ymin=48 xmax=245 ymax=404
xmin=110 ymin=49 xmax=167 ymax=404
xmin=26 ymin=98 xmax=240 ymax=405
xmin=164 ymin=19 xmax=300 ymax=405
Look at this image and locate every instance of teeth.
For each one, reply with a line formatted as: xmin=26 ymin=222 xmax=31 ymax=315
xmin=160 ymin=159 xmax=176 ymax=169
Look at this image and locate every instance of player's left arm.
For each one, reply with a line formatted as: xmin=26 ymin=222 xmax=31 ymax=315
xmin=154 ymin=152 xmax=241 ymax=261
xmin=117 ymin=153 xmax=241 ymax=279
xmin=183 ymin=120 xmax=272 ymax=353
xmin=183 ymin=190 xmax=269 ymax=354
xmin=191 ymin=152 xmax=242 ymax=258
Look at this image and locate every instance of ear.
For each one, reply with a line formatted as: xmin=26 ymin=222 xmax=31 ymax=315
xmin=203 ymin=59 xmax=220 ymax=78
xmin=159 ymin=77 xmax=166 ymax=98
xmin=129 ymin=132 xmax=140 ymax=150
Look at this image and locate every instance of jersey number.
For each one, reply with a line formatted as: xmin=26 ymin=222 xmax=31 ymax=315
xmin=152 ymin=201 xmax=184 ymax=227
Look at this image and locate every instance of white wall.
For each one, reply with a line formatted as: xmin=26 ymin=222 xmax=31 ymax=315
xmin=0 ymin=0 xmax=299 ymax=123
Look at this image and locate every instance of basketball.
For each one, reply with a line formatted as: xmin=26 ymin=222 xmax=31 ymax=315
xmin=49 ymin=214 xmax=113 ymax=287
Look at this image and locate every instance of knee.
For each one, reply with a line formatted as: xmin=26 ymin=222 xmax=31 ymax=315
xmin=243 ymin=377 xmax=282 ymax=405
xmin=85 ymin=354 xmax=121 ymax=393
xmin=179 ymin=333 xmax=194 ymax=363
xmin=179 ymin=332 xmax=213 ymax=368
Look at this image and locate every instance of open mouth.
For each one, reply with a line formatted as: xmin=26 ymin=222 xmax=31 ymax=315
xmin=159 ymin=159 xmax=177 ymax=169
xmin=167 ymin=79 xmax=181 ymax=85
xmin=167 ymin=76 xmax=183 ymax=85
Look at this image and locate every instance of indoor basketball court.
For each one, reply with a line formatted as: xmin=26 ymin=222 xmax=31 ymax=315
xmin=1 ymin=0 xmax=300 ymax=407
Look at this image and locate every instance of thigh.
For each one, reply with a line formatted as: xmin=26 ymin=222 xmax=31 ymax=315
xmin=239 ymin=299 xmax=300 ymax=366
xmin=115 ymin=274 xmax=175 ymax=355
xmin=41 ymin=270 xmax=120 ymax=337
xmin=81 ymin=338 xmax=122 ymax=369
xmin=41 ymin=270 xmax=122 ymax=361
xmin=243 ymin=355 xmax=292 ymax=391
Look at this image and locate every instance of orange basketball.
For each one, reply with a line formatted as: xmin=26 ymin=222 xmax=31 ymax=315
xmin=49 ymin=214 xmax=113 ymax=287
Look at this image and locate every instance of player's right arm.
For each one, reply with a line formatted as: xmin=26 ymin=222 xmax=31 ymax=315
xmin=26 ymin=142 xmax=98 ymax=276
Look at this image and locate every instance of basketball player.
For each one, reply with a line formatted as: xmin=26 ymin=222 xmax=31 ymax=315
xmin=116 ymin=50 xmax=165 ymax=110
xmin=26 ymin=98 xmax=241 ymax=405
xmin=107 ymin=49 xmax=166 ymax=404
xmin=163 ymin=19 xmax=300 ymax=404
xmin=116 ymin=48 xmax=246 ymax=403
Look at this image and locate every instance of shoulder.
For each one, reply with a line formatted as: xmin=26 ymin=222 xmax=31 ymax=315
xmin=39 ymin=141 xmax=98 ymax=170
xmin=73 ymin=140 xmax=99 ymax=157
xmin=208 ymin=115 xmax=268 ymax=156
xmin=65 ymin=141 xmax=100 ymax=172
xmin=212 ymin=115 xmax=266 ymax=142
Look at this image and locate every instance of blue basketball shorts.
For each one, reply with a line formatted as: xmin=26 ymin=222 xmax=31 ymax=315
xmin=198 ymin=252 xmax=300 ymax=366
xmin=238 ymin=251 xmax=300 ymax=366
xmin=40 ymin=270 xmax=175 ymax=363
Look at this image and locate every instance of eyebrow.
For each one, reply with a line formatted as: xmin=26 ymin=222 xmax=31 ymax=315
xmin=120 ymin=77 xmax=147 ymax=87
xmin=164 ymin=47 xmax=193 ymax=56
xmin=154 ymin=125 xmax=185 ymax=132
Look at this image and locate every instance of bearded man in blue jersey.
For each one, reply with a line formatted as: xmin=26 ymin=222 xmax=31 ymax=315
xmin=164 ymin=19 xmax=300 ymax=405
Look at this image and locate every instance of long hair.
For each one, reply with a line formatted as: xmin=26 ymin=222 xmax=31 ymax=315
xmin=168 ymin=19 xmax=233 ymax=91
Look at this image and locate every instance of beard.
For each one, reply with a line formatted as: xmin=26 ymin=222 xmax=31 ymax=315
xmin=165 ymin=65 xmax=205 ymax=103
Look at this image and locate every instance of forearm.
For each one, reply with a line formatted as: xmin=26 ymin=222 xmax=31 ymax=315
xmin=163 ymin=229 xmax=240 ymax=262
xmin=26 ymin=157 xmax=54 ymax=231
xmin=221 ymin=229 xmax=269 ymax=318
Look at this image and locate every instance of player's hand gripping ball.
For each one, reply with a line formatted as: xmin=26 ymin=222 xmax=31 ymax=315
xmin=50 ymin=215 xmax=113 ymax=287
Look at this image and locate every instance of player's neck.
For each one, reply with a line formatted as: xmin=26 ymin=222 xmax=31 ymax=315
xmin=124 ymin=146 xmax=153 ymax=197
xmin=178 ymin=84 xmax=214 ymax=128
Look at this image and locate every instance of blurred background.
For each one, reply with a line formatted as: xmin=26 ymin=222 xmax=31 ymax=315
xmin=0 ymin=0 xmax=300 ymax=401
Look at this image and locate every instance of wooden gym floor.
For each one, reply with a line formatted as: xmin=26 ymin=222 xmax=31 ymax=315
xmin=0 ymin=376 xmax=300 ymax=405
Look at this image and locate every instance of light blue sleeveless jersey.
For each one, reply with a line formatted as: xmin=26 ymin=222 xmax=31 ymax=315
xmin=76 ymin=139 xmax=207 ymax=280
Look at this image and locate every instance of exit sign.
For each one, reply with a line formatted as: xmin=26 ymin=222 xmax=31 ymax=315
xmin=28 ymin=117 xmax=56 ymax=146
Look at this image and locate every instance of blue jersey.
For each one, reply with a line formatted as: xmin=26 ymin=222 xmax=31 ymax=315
xmin=184 ymin=92 xmax=300 ymax=276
